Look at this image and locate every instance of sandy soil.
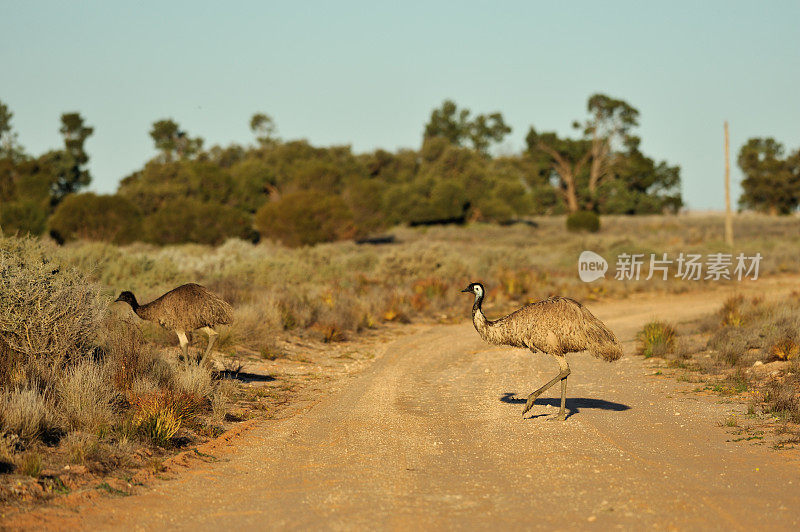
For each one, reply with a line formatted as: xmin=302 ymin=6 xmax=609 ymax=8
xmin=7 ymin=277 xmax=800 ymax=530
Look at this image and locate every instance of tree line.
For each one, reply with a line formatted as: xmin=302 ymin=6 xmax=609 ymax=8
xmin=9 ymin=93 xmax=780 ymax=247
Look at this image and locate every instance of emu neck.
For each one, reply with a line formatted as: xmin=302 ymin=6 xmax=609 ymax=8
xmin=471 ymin=293 xmax=509 ymax=346
xmin=125 ymin=295 xmax=141 ymax=313
xmin=471 ymin=292 xmax=484 ymax=317
xmin=472 ymin=294 xmax=490 ymax=336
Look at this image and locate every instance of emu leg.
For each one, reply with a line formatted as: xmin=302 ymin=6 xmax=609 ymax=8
xmin=176 ymin=330 xmax=190 ymax=368
xmin=199 ymin=326 xmax=218 ymax=366
xmin=555 ymin=355 xmax=570 ymax=420
xmin=522 ymin=354 xmax=571 ymax=417
xmin=558 ymin=376 xmax=568 ymax=421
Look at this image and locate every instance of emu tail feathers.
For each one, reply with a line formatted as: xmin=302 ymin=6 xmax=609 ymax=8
xmin=580 ymin=306 xmax=622 ymax=361
xmin=202 ymin=292 xmax=234 ymax=326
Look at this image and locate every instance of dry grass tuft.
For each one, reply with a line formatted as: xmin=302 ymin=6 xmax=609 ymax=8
xmin=97 ymin=316 xmax=158 ymax=391
xmin=769 ymin=337 xmax=800 ymax=362
xmin=18 ymin=451 xmax=42 ymax=478
xmin=313 ymin=322 xmax=347 ymax=343
xmin=0 ymin=387 xmax=54 ymax=442
xmin=720 ymin=295 xmax=745 ymax=327
xmin=0 ymin=433 xmax=18 ymax=472
xmin=637 ymin=321 xmax=677 ymax=358
xmin=172 ymin=363 xmax=213 ymax=400
xmin=227 ymin=297 xmax=282 ymax=354
xmin=57 ymin=359 xmax=120 ymax=432
xmin=61 ymin=431 xmax=101 ymax=465
xmin=211 ymin=379 xmax=238 ymax=422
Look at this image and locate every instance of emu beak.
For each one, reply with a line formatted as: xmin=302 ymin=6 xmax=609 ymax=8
xmin=114 ymin=295 xmax=122 ymax=302
xmin=461 ymin=287 xmax=471 ymax=293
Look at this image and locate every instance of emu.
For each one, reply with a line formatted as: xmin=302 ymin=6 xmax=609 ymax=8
xmin=462 ymin=282 xmax=621 ymax=420
xmin=115 ymin=283 xmax=233 ymax=366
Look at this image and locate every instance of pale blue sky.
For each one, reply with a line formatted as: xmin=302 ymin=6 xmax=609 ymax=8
xmin=2 ymin=0 xmax=799 ymax=209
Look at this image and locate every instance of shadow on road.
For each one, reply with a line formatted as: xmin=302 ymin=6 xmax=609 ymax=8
xmin=500 ymin=393 xmax=631 ymax=419
xmin=217 ymin=370 xmax=276 ymax=383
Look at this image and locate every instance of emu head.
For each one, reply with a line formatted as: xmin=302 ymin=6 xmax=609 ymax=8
xmin=114 ymin=291 xmax=138 ymax=308
xmin=461 ymin=282 xmax=484 ymax=299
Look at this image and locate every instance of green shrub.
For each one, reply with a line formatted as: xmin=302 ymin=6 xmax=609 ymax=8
xmin=254 ymin=190 xmax=356 ymax=247
xmin=566 ymin=211 xmax=600 ymax=233
xmin=142 ymin=199 xmax=252 ymax=245
xmin=48 ymin=192 xmax=142 ymax=244
xmin=0 ymin=199 xmax=48 ymax=236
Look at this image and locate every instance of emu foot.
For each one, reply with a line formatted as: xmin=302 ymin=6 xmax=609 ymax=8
xmin=522 ymin=392 xmax=542 ymax=417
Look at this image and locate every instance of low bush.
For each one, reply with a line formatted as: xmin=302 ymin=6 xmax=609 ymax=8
xmin=48 ymin=193 xmax=142 ymax=244
xmin=142 ymin=199 xmax=252 ymax=246
xmin=254 ymin=190 xmax=356 ymax=247
xmin=0 ymin=199 xmax=48 ymax=236
xmin=566 ymin=210 xmax=600 ymax=233
xmin=707 ymin=296 xmax=800 ymax=365
xmin=0 ymin=237 xmax=103 ymax=386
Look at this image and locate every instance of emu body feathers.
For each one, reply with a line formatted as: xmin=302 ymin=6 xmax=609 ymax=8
xmin=473 ymin=296 xmax=622 ymax=361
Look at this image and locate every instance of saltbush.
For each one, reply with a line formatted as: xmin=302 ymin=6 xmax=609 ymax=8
xmin=0 ymin=237 xmax=103 ymax=386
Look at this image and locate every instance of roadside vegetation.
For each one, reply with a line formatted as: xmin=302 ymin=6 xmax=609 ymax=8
xmin=0 ymin=238 xmax=239 ymax=502
xmin=636 ymin=292 xmax=800 ymax=447
xmin=704 ymin=294 xmax=800 ymax=427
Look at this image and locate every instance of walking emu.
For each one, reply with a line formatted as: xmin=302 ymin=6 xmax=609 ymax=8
xmin=462 ymin=282 xmax=621 ymax=420
xmin=115 ymin=283 xmax=233 ymax=366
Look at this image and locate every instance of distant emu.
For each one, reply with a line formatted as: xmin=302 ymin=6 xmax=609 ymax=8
xmin=115 ymin=283 xmax=233 ymax=366
xmin=462 ymin=282 xmax=621 ymax=420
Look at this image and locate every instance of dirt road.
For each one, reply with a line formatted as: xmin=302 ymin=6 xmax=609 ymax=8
xmin=21 ymin=281 xmax=800 ymax=530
